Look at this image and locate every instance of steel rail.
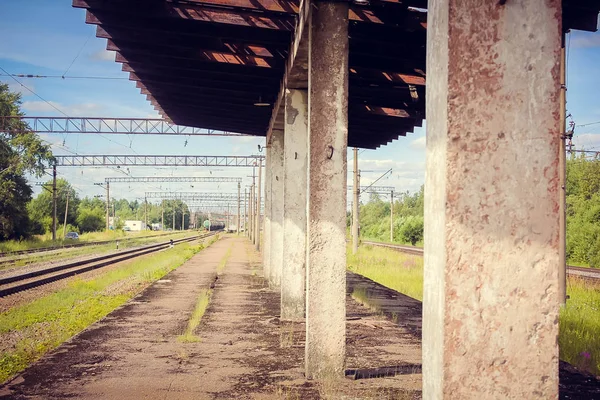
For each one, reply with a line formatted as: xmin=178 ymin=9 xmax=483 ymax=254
xmin=0 ymin=231 xmax=219 ymax=297
xmin=0 ymin=231 xmax=181 ymax=258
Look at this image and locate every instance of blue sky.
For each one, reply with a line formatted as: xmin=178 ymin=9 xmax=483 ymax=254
xmin=1 ymin=1 xmax=599 ymax=206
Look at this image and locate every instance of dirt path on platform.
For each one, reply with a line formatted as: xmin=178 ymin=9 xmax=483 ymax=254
xmin=1 ymin=237 xmax=424 ymax=399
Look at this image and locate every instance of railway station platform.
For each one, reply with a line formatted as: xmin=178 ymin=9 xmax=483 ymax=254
xmin=1 ymin=236 xmax=598 ymax=399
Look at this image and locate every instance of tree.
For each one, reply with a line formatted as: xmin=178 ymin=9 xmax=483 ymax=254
xmin=76 ymin=197 xmax=105 ymax=233
xmin=28 ymin=179 xmax=79 ymax=234
xmin=0 ymin=83 xmax=54 ymax=239
xmin=565 ymin=154 xmax=600 ymax=267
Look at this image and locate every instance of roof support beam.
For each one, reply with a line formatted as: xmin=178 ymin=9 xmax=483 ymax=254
xmin=266 ymin=0 xmax=311 ymax=144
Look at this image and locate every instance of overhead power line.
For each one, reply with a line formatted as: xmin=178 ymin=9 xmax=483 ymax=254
xmin=0 ymin=73 xmax=127 ymax=80
xmin=62 ymin=32 xmax=94 ymax=77
xmin=578 ymin=121 xmax=600 ymax=128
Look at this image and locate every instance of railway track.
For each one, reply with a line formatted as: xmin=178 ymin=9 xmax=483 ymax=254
xmin=0 ymin=231 xmax=183 ymax=258
xmin=361 ymin=240 xmax=600 ymax=282
xmin=0 ymin=231 xmax=219 ymax=297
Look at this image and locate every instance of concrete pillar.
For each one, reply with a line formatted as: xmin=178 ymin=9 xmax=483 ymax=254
xmin=264 ymin=146 xmax=272 ymax=277
xmin=305 ymin=0 xmax=348 ymax=379
xmin=352 ymin=148 xmax=359 ymax=253
xmin=424 ymin=1 xmax=561 ymax=398
xmin=281 ymin=89 xmax=308 ymax=320
xmin=249 ymin=183 xmax=254 ymax=241
xmin=255 ymin=160 xmax=262 ymax=251
xmin=269 ymin=129 xmax=284 ymax=287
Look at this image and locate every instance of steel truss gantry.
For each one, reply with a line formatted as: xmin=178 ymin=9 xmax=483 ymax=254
xmin=348 ymin=185 xmax=395 ymax=194
xmin=54 ymin=155 xmax=264 ymax=167
xmin=146 ymin=192 xmax=239 ymax=201
xmin=0 ymin=116 xmax=244 ymax=136
xmin=105 ymin=176 xmax=242 ymax=184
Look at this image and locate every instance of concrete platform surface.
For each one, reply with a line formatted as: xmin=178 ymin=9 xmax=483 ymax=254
xmin=0 ymin=237 xmax=422 ymax=399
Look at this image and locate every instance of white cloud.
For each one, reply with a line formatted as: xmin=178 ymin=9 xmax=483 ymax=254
xmin=22 ymin=100 xmax=63 ymax=113
xmin=6 ymin=80 xmax=35 ymax=96
xmin=410 ymin=136 xmax=426 ymax=150
xmin=571 ymin=32 xmax=600 ymax=48
xmin=89 ymin=50 xmax=115 ymax=62
xmin=572 ymin=133 xmax=600 ymax=149
xmin=236 ymin=135 xmax=264 ymax=143
xmin=22 ymin=100 xmax=105 ymax=117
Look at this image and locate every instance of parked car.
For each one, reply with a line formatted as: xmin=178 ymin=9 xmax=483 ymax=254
xmin=65 ymin=232 xmax=79 ymax=240
xmin=123 ymin=226 xmax=131 ymax=232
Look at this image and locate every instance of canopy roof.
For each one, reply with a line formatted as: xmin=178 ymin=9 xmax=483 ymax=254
xmin=73 ymin=0 xmax=600 ymax=149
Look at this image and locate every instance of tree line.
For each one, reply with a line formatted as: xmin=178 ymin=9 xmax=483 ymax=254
xmin=356 ymin=155 xmax=600 ymax=267
xmin=352 ymin=186 xmax=424 ymax=246
xmin=25 ymin=178 xmax=203 ymax=235
xmin=0 ymin=84 xmax=207 ymax=240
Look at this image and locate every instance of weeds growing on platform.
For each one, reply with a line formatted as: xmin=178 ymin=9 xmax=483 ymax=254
xmin=347 ymin=244 xmax=423 ymax=301
xmin=559 ymin=278 xmax=600 ymax=375
xmin=178 ymin=289 xmax=213 ymax=343
xmin=0 ymin=240 xmax=214 ymax=384
xmin=178 ymin=241 xmax=230 ymax=343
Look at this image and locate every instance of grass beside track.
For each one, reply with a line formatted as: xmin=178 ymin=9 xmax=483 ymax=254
xmin=0 ymin=239 xmax=216 ymax=384
xmin=559 ymin=278 xmax=600 ymax=375
xmin=348 ymin=244 xmax=600 ymax=376
xmin=0 ymin=230 xmax=187 ymax=253
xmin=0 ymin=232 xmax=192 ymax=271
xmin=347 ymin=244 xmax=423 ymax=301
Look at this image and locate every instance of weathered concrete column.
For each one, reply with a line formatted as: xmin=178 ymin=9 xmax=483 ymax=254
xmin=269 ymin=129 xmax=285 ymax=287
xmin=305 ymin=0 xmax=348 ymax=379
xmin=249 ymin=182 xmax=254 ymax=242
xmin=263 ymin=145 xmax=272 ymax=277
xmin=281 ymin=89 xmax=308 ymax=320
xmin=255 ymin=159 xmax=262 ymax=251
xmin=424 ymin=1 xmax=562 ymax=398
xmin=351 ymin=148 xmax=359 ymax=253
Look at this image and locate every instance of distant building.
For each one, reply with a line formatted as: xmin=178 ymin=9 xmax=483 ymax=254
xmin=124 ymin=220 xmax=147 ymax=231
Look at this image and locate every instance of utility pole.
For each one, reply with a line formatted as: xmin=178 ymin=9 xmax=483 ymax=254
xmin=244 ymin=188 xmax=247 ymax=235
xmin=172 ymin=208 xmax=175 ymax=231
xmin=237 ymin=182 xmax=241 ymax=235
xmin=144 ymin=196 xmax=148 ymax=230
xmin=52 ymin=164 xmax=57 ymax=241
xmin=255 ymin=159 xmax=262 ymax=251
xmin=106 ymin=181 xmax=110 ymax=231
xmin=390 ymin=190 xmax=394 ymax=242
xmin=250 ymin=169 xmax=255 ymax=242
xmin=352 ymin=148 xmax=360 ymax=254
xmin=559 ymin=42 xmax=567 ymax=305
xmin=63 ymin=192 xmax=70 ymax=237
xmin=182 ymin=206 xmax=185 ymax=230
xmin=161 ymin=201 xmax=164 ymax=231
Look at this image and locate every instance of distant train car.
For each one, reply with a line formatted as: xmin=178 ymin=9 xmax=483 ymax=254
xmin=203 ymin=220 xmax=225 ymax=231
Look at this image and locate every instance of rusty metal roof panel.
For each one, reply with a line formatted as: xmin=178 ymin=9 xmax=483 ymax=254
xmin=72 ymin=0 xmax=599 ymax=148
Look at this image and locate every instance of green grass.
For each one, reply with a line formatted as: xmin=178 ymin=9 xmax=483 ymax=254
xmin=0 ymin=232 xmax=193 ymax=271
xmin=349 ymin=244 xmax=600 ymax=376
xmin=0 ymin=240 xmax=212 ymax=383
xmin=347 ymin=244 xmax=424 ymax=301
xmin=559 ymin=278 xmax=600 ymax=375
xmin=178 ymin=289 xmax=213 ymax=343
xmin=0 ymin=230 xmax=192 ymax=253
xmin=177 ymin=240 xmax=230 ymax=343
